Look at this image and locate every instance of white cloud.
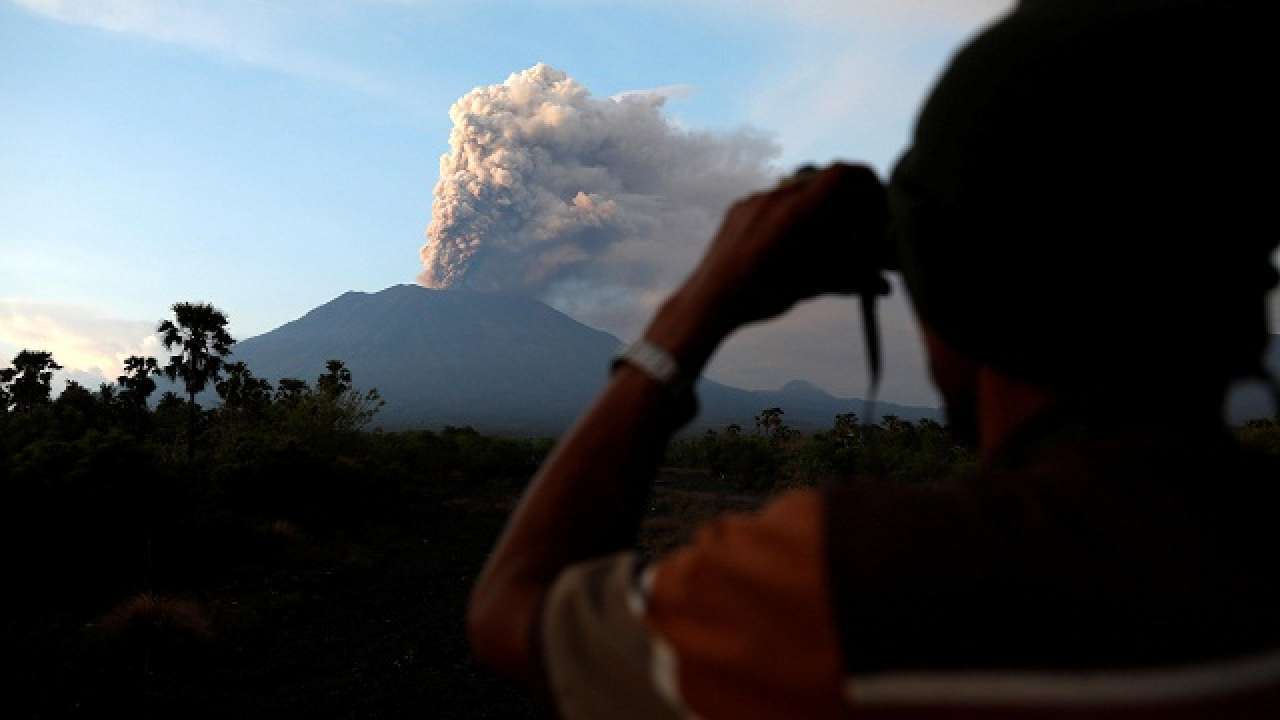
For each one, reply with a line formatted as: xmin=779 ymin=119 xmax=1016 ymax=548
xmin=9 ymin=0 xmax=397 ymax=98
xmin=0 ymin=299 xmax=161 ymax=383
xmin=14 ymin=0 xmax=239 ymax=45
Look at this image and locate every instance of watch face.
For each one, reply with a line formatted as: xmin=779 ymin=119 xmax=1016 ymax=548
xmin=617 ymin=340 xmax=679 ymax=385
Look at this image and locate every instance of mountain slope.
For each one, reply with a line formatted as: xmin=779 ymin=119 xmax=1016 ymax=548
xmin=231 ymin=285 xmax=620 ymax=433
xmin=227 ymin=285 xmax=937 ymax=433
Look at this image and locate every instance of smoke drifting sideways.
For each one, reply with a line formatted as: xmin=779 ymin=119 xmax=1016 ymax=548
xmin=419 ymin=63 xmax=778 ymax=336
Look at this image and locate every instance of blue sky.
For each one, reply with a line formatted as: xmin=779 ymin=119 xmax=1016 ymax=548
xmin=1 ymin=0 xmax=1013 ymax=403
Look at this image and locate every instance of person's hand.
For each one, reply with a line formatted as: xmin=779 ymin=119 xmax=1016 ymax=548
xmin=690 ymin=162 xmax=889 ymax=326
xmin=645 ymin=163 xmax=890 ymax=373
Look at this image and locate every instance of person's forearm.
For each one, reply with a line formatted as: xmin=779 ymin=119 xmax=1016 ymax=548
xmin=467 ymin=286 xmax=730 ymax=682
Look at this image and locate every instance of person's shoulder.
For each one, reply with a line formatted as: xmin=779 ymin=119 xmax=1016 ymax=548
xmin=646 ymin=487 xmax=828 ymax=628
xmin=644 ymin=488 xmax=845 ymax=717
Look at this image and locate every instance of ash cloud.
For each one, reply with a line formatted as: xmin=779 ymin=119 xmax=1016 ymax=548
xmin=419 ymin=63 xmax=778 ymax=335
xmin=418 ymin=64 xmax=942 ymax=407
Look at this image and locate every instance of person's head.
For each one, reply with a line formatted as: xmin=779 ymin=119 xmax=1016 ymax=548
xmin=888 ymin=0 xmax=1275 ymax=431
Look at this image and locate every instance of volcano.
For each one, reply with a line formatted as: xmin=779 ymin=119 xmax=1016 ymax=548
xmin=223 ymin=284 xmax=939 ymax=434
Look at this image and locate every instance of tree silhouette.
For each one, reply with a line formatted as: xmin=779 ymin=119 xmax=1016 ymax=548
xmin=96 ymin=383 xmax=118 ymax=406
xmin=57 ymin=379 xmax=95 ymax=407
xmin=833 ymin=412 xmax=860 ymax=449
xmin=158 ymin=303 xmax=234 ymax=460
xmin=316 ymin=360 xmax=353 ymax=399
xmin=274 ymin=378 xmax=310 ymax=406
xmin=754 ymin=407 xmax=790 ymax=443
xmin=215 ymin=362 xmax=271 ymax=414
xmin=117 ymin=356 xmax=161 ymax=410
xmin=1 ymin=350 xmax=63 ymax=413
xmin=309 ymin=360 xmax=383 ymax=432
xmin=154 ymin=391 xmax=187 ymax=437
xmin=55 ymin=379 xmax=99 ymax=435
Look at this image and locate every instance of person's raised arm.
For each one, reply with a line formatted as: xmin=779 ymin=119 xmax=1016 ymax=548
xmin=466 ymin=163 xmax=888 ymax=686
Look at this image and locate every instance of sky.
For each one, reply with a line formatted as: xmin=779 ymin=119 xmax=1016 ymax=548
xmin=3 ymin=0 xmax=1022 ymax=406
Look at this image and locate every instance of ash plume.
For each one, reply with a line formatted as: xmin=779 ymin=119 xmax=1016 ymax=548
xmin=419 ymin=63 xmax=778 ymax=335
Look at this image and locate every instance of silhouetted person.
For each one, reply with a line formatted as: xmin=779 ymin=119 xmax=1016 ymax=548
xmin=470 ymin=1 xmax=1279 ymax=716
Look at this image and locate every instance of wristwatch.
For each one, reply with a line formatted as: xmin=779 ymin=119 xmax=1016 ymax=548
xmin=611 ymin=339 xmax=699 ymax=421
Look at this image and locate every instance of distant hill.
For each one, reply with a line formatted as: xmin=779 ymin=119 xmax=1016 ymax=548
xmin=221 ymin=285 xmax=938 ymax=434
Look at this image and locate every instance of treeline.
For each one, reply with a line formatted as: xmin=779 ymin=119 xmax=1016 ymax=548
xmin=3 ymin=300 xmax=1276 ymax=599
xmin=667 ymin=407 xmax=977 ymax=490
xmin=671 ymin=407 xmax=1280 ymax=491
xmin=0 ymin=302 xmax=554 ymax=612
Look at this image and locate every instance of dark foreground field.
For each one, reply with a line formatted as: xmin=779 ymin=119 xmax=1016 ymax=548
xmin=11 ymin=465 xmax=760 ymax=719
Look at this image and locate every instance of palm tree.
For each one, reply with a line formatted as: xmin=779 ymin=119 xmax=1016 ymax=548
xmin=158 ymin=302 xmax=234 ymax=460
xmin=1 ymin=350 xmax=63 ymax=412
xmin=117 ymin=355 xmax=161 ymax=410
